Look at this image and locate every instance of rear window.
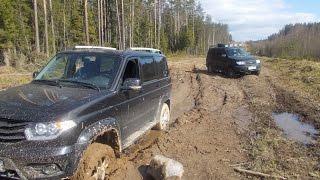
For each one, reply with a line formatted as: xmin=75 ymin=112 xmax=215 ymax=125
xmin=140 ymin=57 xmax=157 ymax=82
xmin=155 ymin=56 xmax=169 ymax=78
xmin=207 ymin=48 xmax=217 ymax=59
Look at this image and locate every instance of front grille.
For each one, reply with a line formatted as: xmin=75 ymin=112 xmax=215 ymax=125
xmin=246 ymin=60 xmax=256 ymax=65
xmin=0 ymin=118 xmax=28 ymax=143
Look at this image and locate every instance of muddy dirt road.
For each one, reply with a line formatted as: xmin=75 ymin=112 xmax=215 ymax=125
xmin=105 ymin=58 xmax=319 ymax=179
xmin=1 ymin=57 xmax=317 ymax=179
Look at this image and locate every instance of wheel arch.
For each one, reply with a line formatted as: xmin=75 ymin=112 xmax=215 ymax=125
xmin=77 ymin=118 xmax=122 ymax=156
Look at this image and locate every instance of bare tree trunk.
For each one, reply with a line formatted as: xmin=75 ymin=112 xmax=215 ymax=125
xmin=18 ymin=7 xmax=31 ymax=52
xmin=100 ymin=0 xmax=104 ymax=45
xmin=121 ymin=0 xmax=125 ymax=49
xmin=98 ymin=0 xmax=101 ymax=45
xmin=63 ymin=0 xmax=66 ymax=49
xmin=84 ymin=0 xmax=90 ymax=45
xmin=132 ymin=0 xmax=135 ymax=47
xmin=157 ymin=0 xmax=161 ymax=48
xmin=192 ymin=8 xmax=195 ymax=41
xmin=49 ymin=0 xmax=56 ymax=53
xmin=154 ymin=0 xmax=157 ymax=47
xmin=129 ymin=0 xmax=132 ymax=47
xmin=33 ymin=0 xmax=40 ymax=53
xmin=115 ymin=0 xmax=122 ymax=49
xmin=43 ymin=0 xmax=49 ymax=56
xmin=103 ymin=0 xmax=107 ymax=44
xmin=212 ymin=29 xmax=215 ymax=46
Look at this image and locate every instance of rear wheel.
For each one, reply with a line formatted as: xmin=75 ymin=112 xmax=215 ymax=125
xmin=155 ymin=103 xmax=170 ymax=130
xmin=71 ymin=143 xmax=115 ymax=180
xmin=207 ymin=65 xmax=213 ymax=73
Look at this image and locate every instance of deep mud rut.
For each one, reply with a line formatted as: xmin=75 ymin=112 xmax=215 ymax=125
xmin=102 ymin=58 xmax=320 ymax=179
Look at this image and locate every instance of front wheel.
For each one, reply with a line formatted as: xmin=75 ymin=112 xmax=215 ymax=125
xmin=154 ymin=103 xmax=170 ymax=130
xmin=226 ymin=67 xmax=235 ymax=78
xmin=71 ymin=143 xmax=115 ymax=180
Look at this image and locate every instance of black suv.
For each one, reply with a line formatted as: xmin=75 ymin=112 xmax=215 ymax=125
xmin=0 ymin=47 xmax=171 ymax=179
xmin=206 ymin=45 xmax=261 ymax=76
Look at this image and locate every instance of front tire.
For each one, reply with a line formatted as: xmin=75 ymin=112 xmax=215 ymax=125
xmin=253 ymin=71 xmax=260 ymax=76
xmin=226 ymin=67 xmax=235 ymax=78
xmin=155 ymin=103 xmax=170 ymax=130
xmin=71 ymin=143 xmax=115 ymax=180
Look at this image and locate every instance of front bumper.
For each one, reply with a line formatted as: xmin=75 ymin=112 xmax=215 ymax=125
xmin=233 ymin=64 xmax=261 ymax=74
xmin=0 ymin=143 xmax=87 ymax=179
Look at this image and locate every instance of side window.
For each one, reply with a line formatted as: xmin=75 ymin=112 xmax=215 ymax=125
xmin=140 ymin=57 xmax=157 ymax=82
xmin=155 ymin=56 xmax=169 ymax=78
xmin=208 ymin=49 xmax=215 ymax=58
xmin=123 ymin=59 xmax=140 ymax=82
xmin=217 ymin=49 xmax=227 ymax=57
xmin=217 ymin=49 xmax=222 ymax=57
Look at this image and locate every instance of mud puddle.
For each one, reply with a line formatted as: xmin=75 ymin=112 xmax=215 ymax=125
xmin=273 ymin=112 xmax=318 ymax=144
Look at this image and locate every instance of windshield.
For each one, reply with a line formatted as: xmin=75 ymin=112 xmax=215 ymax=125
xmin=226 ymin=48 xmax=250 ymax=57
xmin=35 ymin=53 xmax=121 ymax=89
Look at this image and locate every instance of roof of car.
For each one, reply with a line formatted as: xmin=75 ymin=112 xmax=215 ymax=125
xmin=129 ymin=47 xmax=161 ymax=51
xmin=59 ymin=47 xmax=164 ymax=58
xmin=210 ymin=47 xmax=242 ymax=50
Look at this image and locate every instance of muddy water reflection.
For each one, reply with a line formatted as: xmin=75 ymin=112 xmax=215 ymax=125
xmin=273 ymin=112 xmax=318 ymax=144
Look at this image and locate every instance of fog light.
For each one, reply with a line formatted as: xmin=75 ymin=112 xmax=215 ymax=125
xmin=42 ymin=164 xmax=61 ymax=175
xmin=0 ymin=160 xmax=4 ymax=173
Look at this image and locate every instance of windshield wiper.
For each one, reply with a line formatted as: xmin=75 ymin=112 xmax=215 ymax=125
xmin=58 ymin=80 xmax=101 ymax=91
xmin=32 ymin=79 xmax=61 ymax=87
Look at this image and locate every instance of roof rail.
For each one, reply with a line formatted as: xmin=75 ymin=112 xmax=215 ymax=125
xmin=129 ymin=47 xmax=161 ymax=51
xmin=74 ymin=46 xmax=117 ymax=50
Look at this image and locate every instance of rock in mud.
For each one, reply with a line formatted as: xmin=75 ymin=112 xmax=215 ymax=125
xmin=147 ymin=155 xmax=184 ymax=180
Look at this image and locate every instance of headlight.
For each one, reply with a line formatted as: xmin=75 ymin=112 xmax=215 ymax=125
xmin=25 ymin=120 xmax=76 ymax=141
xmin=236 ymin=61 xmax=246 ymax=65
xmin=256 ymin=59 xmax=261 ymax=63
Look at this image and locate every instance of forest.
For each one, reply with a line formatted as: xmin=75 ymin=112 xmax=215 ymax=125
xmin=248 ymin=23 xmax=320 ymax=61
xmin=0 ymin=0 xmax=231 ymax=68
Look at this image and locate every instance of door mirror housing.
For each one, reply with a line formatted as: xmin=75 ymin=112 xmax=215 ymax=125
xmin=33 ymin=71 xmax=39 ymax=79
xmin=122 ymin=78 xmax=142 ymax=91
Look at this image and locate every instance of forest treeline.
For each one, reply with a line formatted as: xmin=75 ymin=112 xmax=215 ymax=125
xmin=248 ymin=23 xmax=320 ymax=61
xmin=0 ymin=0 xmax=231 ymax=67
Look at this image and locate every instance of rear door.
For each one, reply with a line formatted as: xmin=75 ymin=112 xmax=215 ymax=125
xmin=138 ymin=56 xmax=160 ymax=126
xmin=217 ymin=48 xmax=227 ymax=71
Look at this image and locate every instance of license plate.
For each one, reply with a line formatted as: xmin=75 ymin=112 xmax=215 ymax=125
xmin=0 ymin=160 xmax=4 ymax=172
xmin=248 ymin=66 xmax=256 ymax=70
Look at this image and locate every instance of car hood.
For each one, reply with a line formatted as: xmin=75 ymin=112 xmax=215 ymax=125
xmin=230 ymin=55 xmax=256 ymax=61
xmin=0 ymin=83 xmax=103 ymax=122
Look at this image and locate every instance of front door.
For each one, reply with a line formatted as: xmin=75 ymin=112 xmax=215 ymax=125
xmin=119 ymin=58 xmax=145 ymax=146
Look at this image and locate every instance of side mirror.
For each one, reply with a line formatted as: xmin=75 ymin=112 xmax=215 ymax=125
xmin=221 ymin=54 xmax=227 ymax=58
xmin=33 ymin=71 xmax=39 ymax=78
xmin=122 ymin=78 xmax=142 ymax=91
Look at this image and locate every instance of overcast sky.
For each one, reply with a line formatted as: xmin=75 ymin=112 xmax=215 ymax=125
xmin=199 ymin=0 xmax=320 ymax=41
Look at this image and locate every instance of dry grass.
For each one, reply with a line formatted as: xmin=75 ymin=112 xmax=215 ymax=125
xmin=262 ymin=57 xmax=320 ymax=100
xmin=0 ymin=66 xmax=32 ymax=89
xmin=242 ymin=57 xmax=320 ymax=179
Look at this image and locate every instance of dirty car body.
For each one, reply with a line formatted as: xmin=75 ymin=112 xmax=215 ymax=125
xmin=0 ymin=49 xmax=171 ymax=179
xmin=206 ymin=46 xmax=261 ymax=76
